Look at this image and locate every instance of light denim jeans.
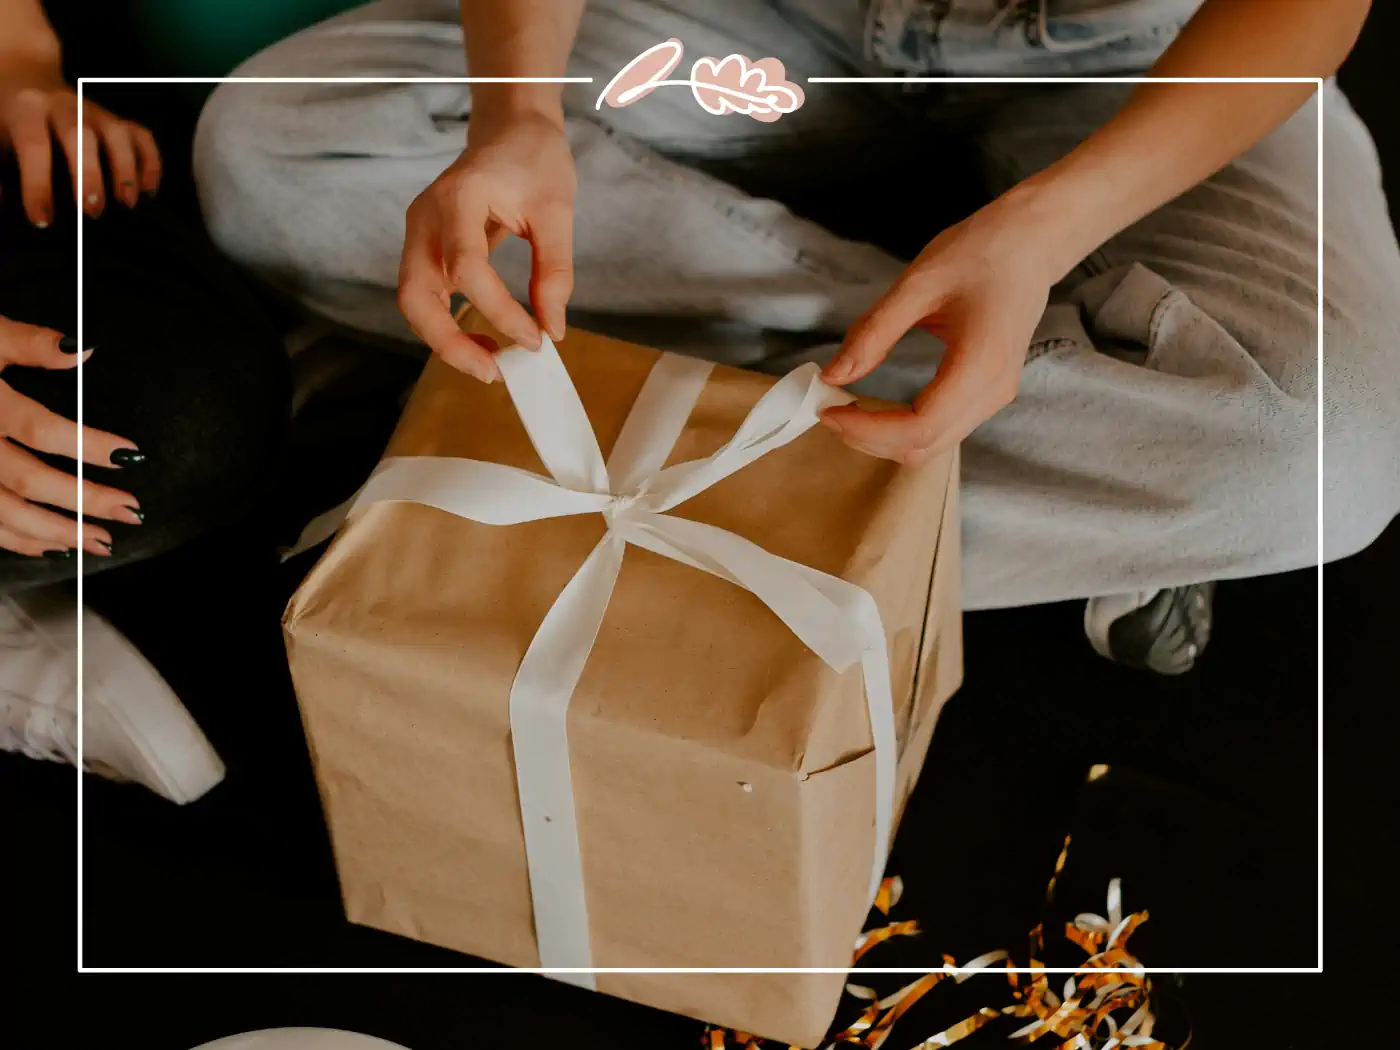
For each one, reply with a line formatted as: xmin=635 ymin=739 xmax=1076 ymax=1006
xmin=193 ymin=0 xmax=1400 ymax=609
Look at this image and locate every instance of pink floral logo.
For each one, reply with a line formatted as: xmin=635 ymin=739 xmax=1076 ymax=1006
xmin=597 ymin=39 xmax=805 ymax=123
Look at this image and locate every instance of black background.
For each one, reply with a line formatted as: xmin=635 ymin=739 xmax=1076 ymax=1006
xmin=7 ymin=3 xmax=1400 ymax=1048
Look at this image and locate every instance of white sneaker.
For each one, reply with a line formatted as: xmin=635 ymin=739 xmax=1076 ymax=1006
xmin=0 ymin=587 xmax=225 ymax=803
xmin=192 ymin=1031 xmax=411 ymax=1050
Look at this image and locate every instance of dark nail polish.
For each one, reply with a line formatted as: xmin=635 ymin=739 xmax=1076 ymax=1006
xmin=43 ymin=548 xmax=76 ymax=560
xmin=109 ymin=448 xmax=146 ymax=467
xmin=59 ymin=336 xmax=79 ymax=354
xmin=124 ymin=505 xmax=145 ymax=523
xmin=95 ymin=540 xmax=112 ymax=555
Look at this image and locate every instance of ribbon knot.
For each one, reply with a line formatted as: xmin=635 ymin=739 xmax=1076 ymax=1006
xmin=286 ymin=337 xmax=899 ymax=985
xmin=602 ymin=491 xmax=643 ymax=527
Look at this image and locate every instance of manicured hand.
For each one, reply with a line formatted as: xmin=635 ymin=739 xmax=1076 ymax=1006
xmin=398 ymin=108 xmax=576 ymax=382
xmin=0 ymin=315 xmax=143 ymax=558
xmin=0 ymin=78 xmax=162 ymax=225
xmin=819 ymin=193 xmax=1057 ymax=463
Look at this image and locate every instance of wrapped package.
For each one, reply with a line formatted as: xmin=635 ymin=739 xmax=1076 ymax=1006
xmin=284 ymin=313 xmax=962 ymax=1047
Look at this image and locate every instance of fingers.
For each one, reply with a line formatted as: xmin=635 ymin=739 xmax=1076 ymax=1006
xmin=0 ymin=383 xmax=138 ymax=468
xmin=823 ymin=273 xmax=947 ymax=387
xmin=397 ymin=204 xmax=502 ymax=383
xmin=0 ymin=523 xmax=55 ymax=558
xmin=99 ymin=119 xmax=141 ymax=208
xmin=130 ymin=123 xmax=162 ymax=195
xmin=0 ymin=486 xmax=112 ymax=556
xmin=528 ymin=203 xmax=574 ymax=342
xmin=822 ymin=336 xmax=1015 ymax=463
xmin=441 ymin=193 xmax=541 ymax=350
xmin=0 ymin=440 xmax=139 ymax=523
xmin=5 ymin=90 xmax=56 ymax=227
xmin=0 ymin=316 xmax=88 ymax=369
xmin=47 ymin=94 xmax=84 ymax=215
xmin=79 ymin=123 xmax=104 ymax=216
xmin=52 ymin=94 xmax=107 ymax=217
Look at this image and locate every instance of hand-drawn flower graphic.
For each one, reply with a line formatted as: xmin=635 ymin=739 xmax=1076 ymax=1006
xmin=689 ymin=55 xmax=804 ymax=122
xmin=596 ymin=40 xmax=805 ymax=124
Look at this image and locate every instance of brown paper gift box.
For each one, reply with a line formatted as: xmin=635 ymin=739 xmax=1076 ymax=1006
xmin=283 ymin=314 xmax=962 ymax=1048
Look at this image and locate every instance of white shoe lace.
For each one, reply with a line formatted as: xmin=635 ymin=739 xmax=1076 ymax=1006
xmin=1 ymin=593 xmax=81 ymax=768
xmin=0 ymin=687 xmax=79 ymax=765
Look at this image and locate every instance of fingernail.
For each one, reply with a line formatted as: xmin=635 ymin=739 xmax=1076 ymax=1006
xmin=59 ymin=336 xmax=79 ymax=354
xmin=109 ymin=447 xmax=146 ymax=467
xmin=86 ymin=193 xmax=100 ymax=205
xmin=43 ymin=548 xmax=76 ymax=560
xmin=95 ymin=539 xmax=113 ymax=556
xmin=823 ymin=357 xmax=852 ymax=383
xmin=820 ymin=413 xmax=844 ymax=434
xmin=121 ymin=505 xmax=144 ymax=524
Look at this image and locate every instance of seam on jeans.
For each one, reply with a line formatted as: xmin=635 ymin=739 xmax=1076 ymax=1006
xmin=1140 ymin=280 xmax=1303 ymax=409
xmin=1144 ymin=286 xmax=1183 ymax=353
xmin=1026 ymin=336 xmax=1077 ymax=363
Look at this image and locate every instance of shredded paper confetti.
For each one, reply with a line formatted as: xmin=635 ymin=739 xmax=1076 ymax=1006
xmin=703 ymin=766 xmax=1185 ymax=1050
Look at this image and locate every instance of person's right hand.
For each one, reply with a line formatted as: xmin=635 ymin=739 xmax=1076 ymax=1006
xmin=1 ymin=78 xmax=163 ymax=226
xmin=0 ymin=315 xmax=142 ymax=558
xmin=397 ymin=109 xmax=576 ymax=382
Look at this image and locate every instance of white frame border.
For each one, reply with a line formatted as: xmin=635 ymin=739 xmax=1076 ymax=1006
xmin=73 ymin=74 xmax=1326 ymax=978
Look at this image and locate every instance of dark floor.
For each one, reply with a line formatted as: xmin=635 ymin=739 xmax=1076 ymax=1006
xmin=8 ymin=6 xmax=1400 ymax=1050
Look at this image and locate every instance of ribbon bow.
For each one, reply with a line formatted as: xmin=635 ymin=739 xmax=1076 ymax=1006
xmin=290 ymin=338 xmax=899 ymax=985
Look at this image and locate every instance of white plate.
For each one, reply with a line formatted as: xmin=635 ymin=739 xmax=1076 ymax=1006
xmin=191 ymin=1030 xmax=411 ymax=1050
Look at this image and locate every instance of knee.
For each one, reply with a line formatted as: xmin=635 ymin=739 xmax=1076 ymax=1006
xmin=1320 ymin=308 xmax=1400 ymax=562
xmin=193 ymin=82 xmax=297 ymax=272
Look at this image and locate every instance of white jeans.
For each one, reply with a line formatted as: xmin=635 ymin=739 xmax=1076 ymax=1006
xmin=192 ymin=0 xmax=1400 ymax=608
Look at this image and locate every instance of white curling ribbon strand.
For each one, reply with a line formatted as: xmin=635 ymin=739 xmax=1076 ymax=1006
xmin=286 ymin=335 xmax=902 ymax=979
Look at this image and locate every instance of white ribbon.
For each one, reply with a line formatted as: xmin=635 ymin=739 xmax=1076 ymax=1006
xmin=290 ymin=338 xmax=899 ymax=986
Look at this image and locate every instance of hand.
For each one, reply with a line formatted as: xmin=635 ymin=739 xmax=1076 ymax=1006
xmin=1 ymin=76 xmax=163 ymax=226
xmin=0 ymin=315 xmax=143 ymax=558
xmin=398 ymin=108 xmax=576 ymax=382
xmin=819 ymin=191 xmax=1058 ymax=464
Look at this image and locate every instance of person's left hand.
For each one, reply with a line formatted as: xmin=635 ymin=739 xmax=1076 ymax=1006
xmin=0 ymin=76 xmax=162 ymax=227
xmin=818 ymin=191 xmax=1059 ymax=463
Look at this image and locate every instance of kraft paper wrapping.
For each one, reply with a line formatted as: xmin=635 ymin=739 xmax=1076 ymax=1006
xmin=283 ymin=316 xmax=962 ymax=1048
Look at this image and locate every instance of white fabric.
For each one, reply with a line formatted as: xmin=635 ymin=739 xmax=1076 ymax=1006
xmin=287 ymin=339 xmax=900 ymax=981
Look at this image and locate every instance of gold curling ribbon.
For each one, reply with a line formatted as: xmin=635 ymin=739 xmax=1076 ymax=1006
xmin=707 ymin=766 xmax=1175 ymax=1050
xmin=909 ymin=1007 xmax=1002 ymax=1047
xmin=873 ymin=876 xmax=904 ymax=917
xmin=851 ymin=919 xmax=921 ymax=963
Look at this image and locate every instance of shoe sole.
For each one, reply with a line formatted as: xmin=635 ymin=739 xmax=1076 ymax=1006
xmin=80 ymin=607 xmax=227 ymax=804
